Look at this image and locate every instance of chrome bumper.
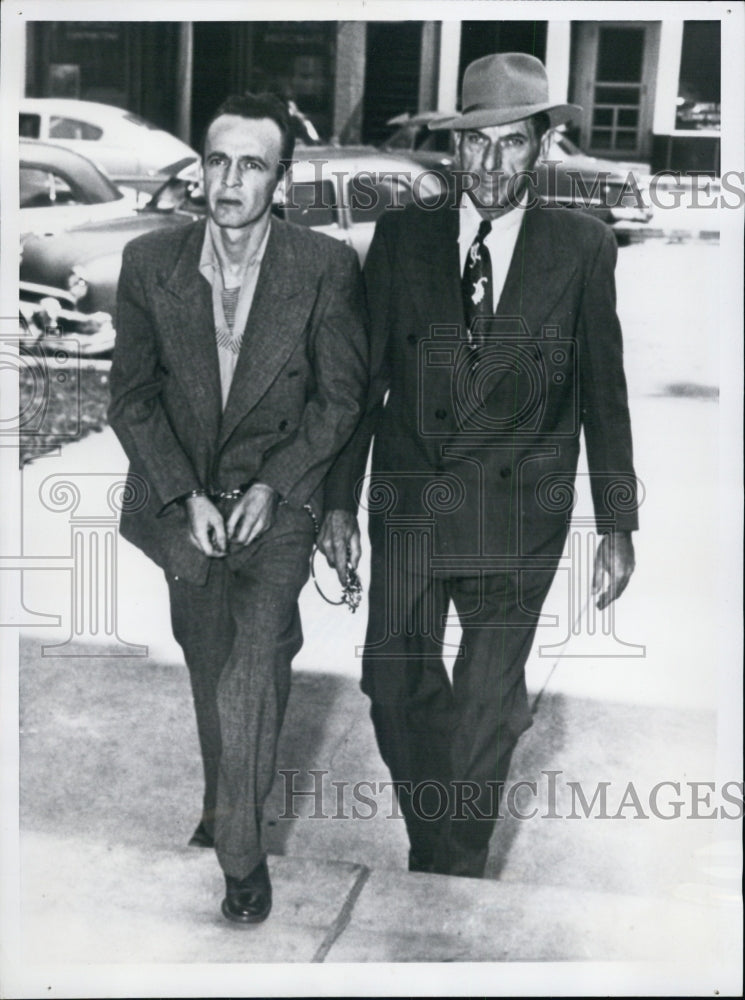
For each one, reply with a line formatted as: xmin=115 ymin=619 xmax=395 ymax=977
xmin=19 ymin=281 xmax=116 ymax=357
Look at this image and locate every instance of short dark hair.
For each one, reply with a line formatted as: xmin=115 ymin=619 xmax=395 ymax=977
xmin=201 ymin=92 xmax=296 ymax=171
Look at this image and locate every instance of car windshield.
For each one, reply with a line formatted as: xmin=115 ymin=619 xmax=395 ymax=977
xmin=148 ymin=174 xmax=204 ymax=212
xmin=551 ymin=132 xmax=583 ymax=157
xmin=386 ymin=125 xmax=452 ymax=154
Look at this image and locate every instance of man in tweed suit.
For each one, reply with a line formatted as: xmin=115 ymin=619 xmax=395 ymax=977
xmin=319 ymin=54 xmax=637 ymax=879
xmin=109 ymin=93 xmax=367 ymax=922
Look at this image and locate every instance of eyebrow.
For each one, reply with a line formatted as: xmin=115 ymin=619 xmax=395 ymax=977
xmin=467 ymin=129 xmax=528 ymax=141
xmin=206 ymin=151 xmax=269 ymax=168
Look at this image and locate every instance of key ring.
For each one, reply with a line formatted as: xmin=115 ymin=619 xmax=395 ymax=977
xmin=300 ymin=503 xmax=362 ymax=612
xmin=310 ymin=545 xmax=363 ymax=613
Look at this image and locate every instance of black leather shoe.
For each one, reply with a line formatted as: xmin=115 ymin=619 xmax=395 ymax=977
xmin=221 ymin=858 xmax=272 ymax=924
xmin=408 ymin=849 xmax=435 ymax=873
xmin=188 ymin=820 xmax=214 ymax=848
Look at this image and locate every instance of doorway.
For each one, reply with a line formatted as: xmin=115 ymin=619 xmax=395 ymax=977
xmin=572 ymin=22 xmax=660 ymax=160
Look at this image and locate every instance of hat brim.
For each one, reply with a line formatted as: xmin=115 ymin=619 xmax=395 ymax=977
xmin=428 ymin=102 xmax=582 ymax=131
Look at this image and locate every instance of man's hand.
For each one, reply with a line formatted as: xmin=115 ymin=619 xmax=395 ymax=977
xmin=185 ymin=495 xmax=226 ymax=557
xmin=318 ymin=509 xmax=361 ymax=586
xmin=592 ymin=531 xmax=635 ymax=610
xmin=226 ymin=483 xmax=279 ymax=548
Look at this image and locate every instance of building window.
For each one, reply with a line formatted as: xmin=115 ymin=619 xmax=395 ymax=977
xmin=675 ymin=21 xmax=720 ymax=131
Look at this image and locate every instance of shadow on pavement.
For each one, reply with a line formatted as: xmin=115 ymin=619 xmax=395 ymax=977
xmin=19 ymin=638 xmax=352 ymax=857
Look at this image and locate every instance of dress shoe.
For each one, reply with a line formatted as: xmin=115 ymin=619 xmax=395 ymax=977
xmin=408 ymin=849 xmax=435 ymax=873
xmin=222 ymin=858 xmax=272 ymax=924
xmin=188 ymin=820 xmax=215 ymax=848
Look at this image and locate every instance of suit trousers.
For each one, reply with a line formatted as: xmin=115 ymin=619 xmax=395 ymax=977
xmin=167 ymin=504 xmax=314 ymax=879
xmin=362 ymin=533 xmax=558 ymax=878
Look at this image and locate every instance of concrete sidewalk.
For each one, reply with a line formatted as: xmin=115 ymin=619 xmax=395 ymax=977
xmin=16 ymin=635 xmax=739 ymax=972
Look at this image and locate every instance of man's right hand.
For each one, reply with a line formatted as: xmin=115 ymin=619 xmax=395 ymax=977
xmin=185 ymin=495 xmax=227 ymax=557
xmin=318 ymin=509 xmax=361 ymax=586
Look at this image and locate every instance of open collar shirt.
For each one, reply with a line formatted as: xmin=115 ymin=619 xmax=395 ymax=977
xmin=199 ymin=217 xmax=271 ymax=408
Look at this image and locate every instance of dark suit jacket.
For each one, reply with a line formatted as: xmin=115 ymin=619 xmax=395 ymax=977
xmin=325 ymin=201 xmax=638 ymax=566
xmin=109 ymin=217 xmax=368 ymax=585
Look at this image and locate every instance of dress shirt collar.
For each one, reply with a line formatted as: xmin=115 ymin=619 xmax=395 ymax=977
xmin=458 ymin=190 xmax=526 ymax=253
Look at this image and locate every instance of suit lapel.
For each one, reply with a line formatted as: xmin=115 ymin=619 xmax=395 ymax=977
xmin=449 ymin=204 xmax=579 ymax=431
xmin=218 ymin=220 xmax=309 ymax=447
xmin=405 ymin=205 xmax=464 ymax=332
xmin=496 ymin=204 xmax=578 ymax=329
xmin=155 ymin=221 xmax=222 ymax=445
xmin=400 ymin=208 xmax=468 ymax=426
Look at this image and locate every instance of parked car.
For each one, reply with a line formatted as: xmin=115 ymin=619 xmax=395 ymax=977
xmin=20 ymin=139 xmax=137 ymax=241
xmin=20 ymin=98 xmax=198 ymax=194
xmin=19 ymin=146 xmax=444 ymax=357
xmin=380 ymin=112 xmax=653 ymax=226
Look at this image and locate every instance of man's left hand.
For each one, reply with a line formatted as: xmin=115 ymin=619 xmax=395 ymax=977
xmin=226 ymin=483 xmax=279 ymax=548
xmin=592 ymin=531 xmax=635 ymax=610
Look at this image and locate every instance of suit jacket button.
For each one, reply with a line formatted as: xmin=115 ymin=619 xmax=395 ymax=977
xmin=500 ymin=466 xmax=512 ymax=479
xmin=407 ymin=334 xmax=417 ymax=345
xmin=279 ymin=419 xmax=288 ymax=431
xmin=435 ymin=408 xmax=447 ymax=420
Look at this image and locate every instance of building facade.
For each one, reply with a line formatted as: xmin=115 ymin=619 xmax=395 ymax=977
xmin=24 ymin=18 xmax=721 ymax=174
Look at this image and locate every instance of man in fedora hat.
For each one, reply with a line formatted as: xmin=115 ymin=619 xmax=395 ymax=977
xmin=319 ymin=53 xmax=638 ymax=878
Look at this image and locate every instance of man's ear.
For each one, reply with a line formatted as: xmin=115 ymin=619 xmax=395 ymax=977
xmin=539 ymin=128 xmax=553 ymax=161
xmin=272 ymin=172 xmax=288 ymax=205
xmin=272 ymin=161 xmax=294 ymax=205
xmin=453 ymin=130 xmax=465 ymax=170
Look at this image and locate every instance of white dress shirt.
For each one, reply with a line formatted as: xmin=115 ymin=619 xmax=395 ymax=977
xmin=458 ymin=193 xmax=526 ymax=312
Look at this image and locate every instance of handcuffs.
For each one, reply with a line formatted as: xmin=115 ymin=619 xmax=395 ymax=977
xmin=186 ymin=489 xmax=362 ymax=612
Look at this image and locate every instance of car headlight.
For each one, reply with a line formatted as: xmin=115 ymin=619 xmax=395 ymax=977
xmin=66 ymin=265 xmax=90 ymax=303
xmin=37 ymin=297 xmax=63 ymax=333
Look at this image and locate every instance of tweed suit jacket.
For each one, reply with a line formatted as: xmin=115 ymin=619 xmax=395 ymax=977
xmin=109 ymin=217 xmax=368 ymax=585
xmin=324 ymin=200 xmax=638 ymax=567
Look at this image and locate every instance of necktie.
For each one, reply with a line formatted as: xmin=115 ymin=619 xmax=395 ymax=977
xmin=462 ymin=219 xmax=493 ymax=348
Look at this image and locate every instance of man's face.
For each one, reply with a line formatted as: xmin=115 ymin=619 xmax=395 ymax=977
xmin=454 ymin=117 xmax=547 ymax=215
xmin=203 ymin=114 xmax=284 ymax=230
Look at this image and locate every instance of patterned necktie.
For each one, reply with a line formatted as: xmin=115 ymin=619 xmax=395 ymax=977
xmin=462 ymin=219 xmax=493 ymax=348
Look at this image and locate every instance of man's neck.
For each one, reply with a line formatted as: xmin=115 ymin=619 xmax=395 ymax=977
xmin=478 ymin=204 xmax=516 ymax=222
xmin=470 ymin=194 xmax=524 ymax=223
xmin=208 ymin=211 xmax=271 ymax=280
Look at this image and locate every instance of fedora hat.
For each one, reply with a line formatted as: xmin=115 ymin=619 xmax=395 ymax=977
xmin=429 ymin=52 xmax=581 ymax=131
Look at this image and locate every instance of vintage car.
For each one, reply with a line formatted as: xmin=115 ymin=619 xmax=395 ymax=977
xmin=20 ymin=139 xmax=137 ymax=241
xmin=20 ymin=98 xmax=199 ymax=194
xmin=19 ymin=146 xmax=444 ymax=357
xmin=381 ymin=112 xmax=653 ymax=225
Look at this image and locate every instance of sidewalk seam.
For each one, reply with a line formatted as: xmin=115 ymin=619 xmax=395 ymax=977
xmin=311 ymin=863 xmax=371 ymax=963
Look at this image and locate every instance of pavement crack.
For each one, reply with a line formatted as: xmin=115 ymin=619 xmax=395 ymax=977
xmin=311 ymin=863 xmax=370 ymax=962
